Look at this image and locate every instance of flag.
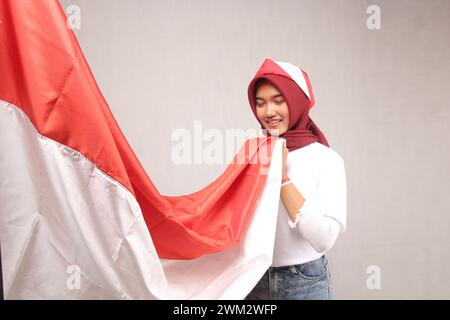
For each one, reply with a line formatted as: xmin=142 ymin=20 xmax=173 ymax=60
xmin=0 ymin=0 xmax=284 ymax=299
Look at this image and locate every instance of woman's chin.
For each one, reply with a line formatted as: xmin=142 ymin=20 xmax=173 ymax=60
xmin=267 ymin=127 xmax=287 ymax=136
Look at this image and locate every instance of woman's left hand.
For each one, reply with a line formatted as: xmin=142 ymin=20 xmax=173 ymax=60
xmin=282 ymin=141 xmax=289 ymax=179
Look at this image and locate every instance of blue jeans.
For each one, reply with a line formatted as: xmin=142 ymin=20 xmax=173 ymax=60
xmin=245 ymin=255 xmax=333 ymax=300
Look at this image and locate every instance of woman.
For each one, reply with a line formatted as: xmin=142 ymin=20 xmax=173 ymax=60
xmin=245 ymin=58 xmax=347 ymax=300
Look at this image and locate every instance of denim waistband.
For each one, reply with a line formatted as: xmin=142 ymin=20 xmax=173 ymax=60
xmin=269 ymin=265 xmax=291 ymax=270
xmin=269 ymin=255 xmax=325 ymax=270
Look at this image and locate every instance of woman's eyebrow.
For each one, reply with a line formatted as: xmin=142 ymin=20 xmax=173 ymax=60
xmin=255 ymin=94 xmax=283 ymax=100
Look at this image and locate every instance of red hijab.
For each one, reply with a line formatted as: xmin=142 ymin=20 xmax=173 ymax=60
xmin=247 ymin=59 xmax=329 ymax=151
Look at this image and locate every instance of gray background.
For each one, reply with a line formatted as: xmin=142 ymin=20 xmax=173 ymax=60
xmin=59 ymin=0 xmax=450 ymax=299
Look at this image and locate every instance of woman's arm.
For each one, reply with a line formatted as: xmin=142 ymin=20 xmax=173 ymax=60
xmin=280 ymin=142 xmax=306 ymax=222
xmin=280 ymin=142 xmax=346 ymax=253
xmin=280 ymin=178 xmax=306 ymax=222
xmin=280 ymin=170 xmax=342 ymax=253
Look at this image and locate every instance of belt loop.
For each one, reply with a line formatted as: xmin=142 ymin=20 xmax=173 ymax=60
xmin=289 ymin=265 xmax=298 ymax=275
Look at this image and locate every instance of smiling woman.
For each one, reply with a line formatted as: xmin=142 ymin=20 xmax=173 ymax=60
xmin=254 ymin=79 xmax=290 ymax=136
xmin=245 ymin=58 xmax=347 ymax=300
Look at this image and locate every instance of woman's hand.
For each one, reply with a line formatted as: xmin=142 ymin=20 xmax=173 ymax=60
xmin=282 ymin=141 xmax=289 ymax=179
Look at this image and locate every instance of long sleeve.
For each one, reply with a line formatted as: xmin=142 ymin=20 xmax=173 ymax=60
xmin=287 ymin=156 xmax=347 ymax=253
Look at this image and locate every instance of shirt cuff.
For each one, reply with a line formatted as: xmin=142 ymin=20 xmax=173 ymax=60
xmin=287 ymin=199 xmax=312 ymax=228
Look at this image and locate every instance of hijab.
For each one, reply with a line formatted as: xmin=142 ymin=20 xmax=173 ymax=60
xmin=247 ymin=58 xmax=329 ymax=151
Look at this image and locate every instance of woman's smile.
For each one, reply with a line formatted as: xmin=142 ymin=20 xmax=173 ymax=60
xmin=254 ymin=80 xmax=290 ymax=135
xmin=266 ymin=118 xmax=282 ymax=128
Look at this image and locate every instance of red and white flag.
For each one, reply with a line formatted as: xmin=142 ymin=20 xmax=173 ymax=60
xmin=0 ymin=0 xmax=284 ymax=299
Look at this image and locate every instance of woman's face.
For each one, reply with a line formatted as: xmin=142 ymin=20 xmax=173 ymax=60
xmin=255 ymin=81 xmax=290 ymax=136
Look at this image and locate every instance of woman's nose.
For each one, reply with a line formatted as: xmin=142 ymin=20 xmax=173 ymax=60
xmin=266 ymin=103 xmax=277 ymax=116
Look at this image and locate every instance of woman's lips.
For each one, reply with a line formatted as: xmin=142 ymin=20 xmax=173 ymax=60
xmin=266 ymin=119 xmax=281 ymax=128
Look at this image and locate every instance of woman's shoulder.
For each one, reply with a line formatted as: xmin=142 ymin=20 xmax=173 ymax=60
xmin=314 ymin=142 xmax=344 ymax=162
xmin=297 ymin=142 xmax=345 ymax=168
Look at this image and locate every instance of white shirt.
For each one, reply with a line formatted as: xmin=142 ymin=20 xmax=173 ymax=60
xmin=271 ymin=141 xmax=347 ymax=267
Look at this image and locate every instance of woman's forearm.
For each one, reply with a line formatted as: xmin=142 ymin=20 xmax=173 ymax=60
xmin=280 ymin=181 xmax=305 ymax=222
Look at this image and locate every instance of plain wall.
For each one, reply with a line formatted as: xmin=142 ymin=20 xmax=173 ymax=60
xmin=59 ymin=0 xmax=450 ymax=299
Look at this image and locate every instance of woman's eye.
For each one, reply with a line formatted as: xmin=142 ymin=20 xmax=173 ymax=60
xmin=275 ymin=99 xmax=284 ymax=104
